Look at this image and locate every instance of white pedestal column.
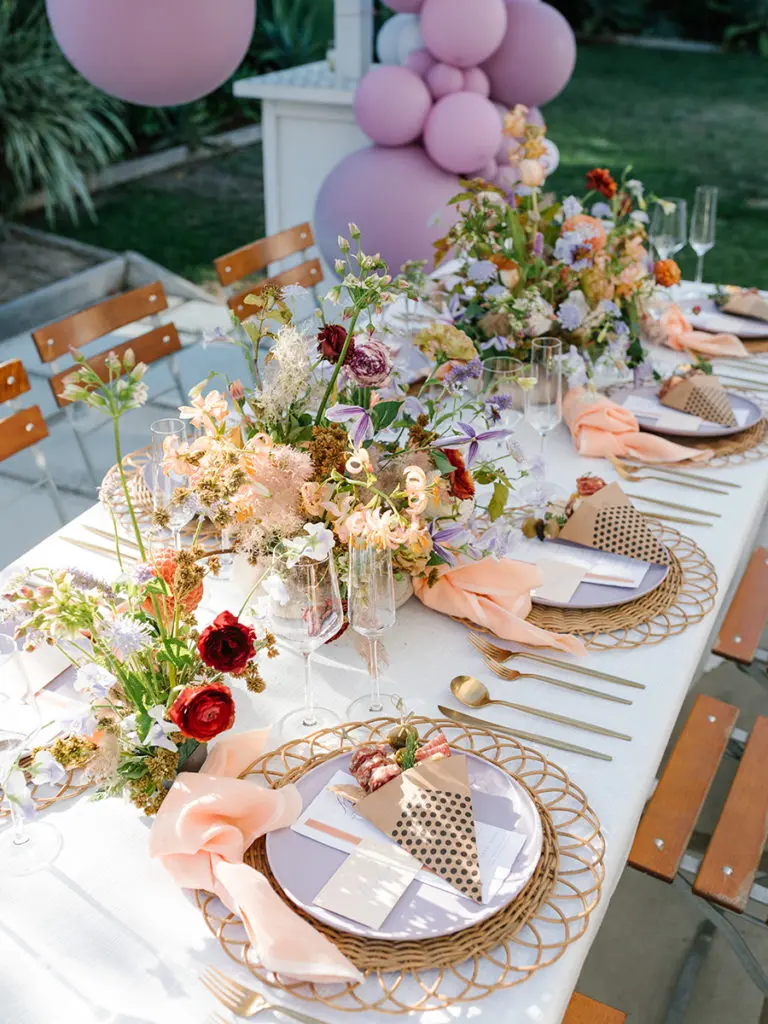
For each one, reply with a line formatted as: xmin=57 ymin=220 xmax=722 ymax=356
xmin=334 ymin=0 xmax=374 ymax=80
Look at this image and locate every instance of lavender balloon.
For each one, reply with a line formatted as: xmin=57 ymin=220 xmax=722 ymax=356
xmin=405 ymin=48 xmax=437 ymax=78
xmin=314 ymin=146 xmax=461 ymax=274
xmin=463 ymin=68 xmax=491 ymax=97
xmin=420 ymin=0 xmax=508 ymax=68
xmin=426 ymin=63 xmax=465 ymax=99
xmin=354 ymin=66 xmax=433 ymax=146
xmin=46 ymin=0 xmax=255 ymax=107
xmin=424 ymin=92 xmax=502 ymax=175
xmin=482 ymin=0 xmax=576 ymax=108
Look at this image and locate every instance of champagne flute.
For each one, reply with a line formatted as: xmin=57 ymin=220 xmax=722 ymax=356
xmin=483 ymin=356 xmax=525 ymax=453
xmin=347 ymin=539 xmax=397 ymax=719
xmin=520 ymin=338 xmax=564 ymax=505
xmin=0 ymin=635 xmax=63 ymax=875
xmin=151 ymin=418 xmax=196 ymax=551
xmin=690 ymin=186 xmax=718 ymax=285
xmin=266 ymin=551 xmax=343 ymax=738
xmin=649 ymin=198 xmax=687 ymax=261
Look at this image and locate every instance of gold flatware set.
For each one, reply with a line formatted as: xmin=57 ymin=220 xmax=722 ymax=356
xmin=202 ymin=967 xmax=329 ymax=1022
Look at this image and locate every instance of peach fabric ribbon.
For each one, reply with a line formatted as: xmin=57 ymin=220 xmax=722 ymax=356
xmin=149 ymin=728 xmax=363 ymax=986
xmin=662 ymin=305 xmax=748 ymax=358
xmin=413 ymin=557 xmax=586 ymax=656
xmin=564 ymin=387 xmax=712 ymax=463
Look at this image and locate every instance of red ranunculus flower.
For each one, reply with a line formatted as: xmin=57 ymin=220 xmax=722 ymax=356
xmin=168 ymin=682 xmax=236 ymax=742
xmin=445 ymin=449 xmax=475 ymax=501
xmin=576 ymin=475 xmax=607 ymax=497
xmin=585 ymin=167 xmax=617 ymax=199
xmin=318 ymin=324 xmax=354 ymax=364
xmin=198 ymin=610 xmax=256 ymax=674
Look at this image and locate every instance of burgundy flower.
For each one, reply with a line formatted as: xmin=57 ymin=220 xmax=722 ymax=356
xmin=345 ymin=339 xmax=392 ymax=388
xmin=318 ymin=324 xmax=354 ymax=364
xmin=585 ymin=168 xmax=617 ymax=199
xmin=197 ymin=610 xmax=256 ymax=674
xmin=445 ymin=449 xmax=475 ymax=501
xmin=168 ymin=683 xmax=235 ymax=742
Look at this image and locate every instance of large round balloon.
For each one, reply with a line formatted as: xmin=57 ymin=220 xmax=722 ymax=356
xmin=424 ymin=92 xmax=502 ymax=175
xmin=315 ymin=145 xmax=461 ymax=275
xmin=46 ymin=0 xmax=255 ymax=107
xmin=354 ymin=66 xmax=433 ymax=147
xmin=482 ymin=1 xmax=576 ymax=108
xmin=382 ymin=0 xmax=424 ymax=11
xmin=420 ymin=0 xmax=507 ymax=68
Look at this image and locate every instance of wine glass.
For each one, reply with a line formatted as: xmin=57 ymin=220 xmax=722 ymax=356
xmin=482 ymin=357 xmax=525 ymax=453
xmin=690 ymin=186 xmax=718 ymax=285
xmin=266 ymin=552 xmax=343 ymax=738
xmin=347 ymin=539 xmax=397 ymax=719
xmin=0 ymin=635 xmax=63 ymax=875
xmin=151 ymin=418 xmax=196 ymax=551
xmin=649 ymin=198 xmax=687 ymax=261
xmin=520 ymin=338 xmax=564 ymax=506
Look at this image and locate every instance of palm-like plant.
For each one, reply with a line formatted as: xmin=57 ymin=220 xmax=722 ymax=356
xmin=0 ymin=0 xmax=129 ymax=222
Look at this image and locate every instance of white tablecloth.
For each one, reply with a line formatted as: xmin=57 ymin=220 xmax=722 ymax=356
xmin=3 ymin=345 xmax=768 ymax=1024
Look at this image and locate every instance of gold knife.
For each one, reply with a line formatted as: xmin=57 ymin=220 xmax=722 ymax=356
xmin=62 ymin=537 xmax=136 ymax=562
xmin=437 ymin=705 xmax=613 ymax=762
xmin=623 ymin=461 xmax=740 ymax=489
xmin=86 ymin=525 xmax=142 ymax=550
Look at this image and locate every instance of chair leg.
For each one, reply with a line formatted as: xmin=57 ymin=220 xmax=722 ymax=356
xmin=760 ymin=997 xmax=768 ymax=1024
xmin=169 ymin=354 xmax=187 ymax=405
xmin=35 ymin=452 xmax=67 ymax=526
xmin=63 ymin=407 xmax=101 ymax=488
xmin=661 ymin=920 xmax=716 ymax=1024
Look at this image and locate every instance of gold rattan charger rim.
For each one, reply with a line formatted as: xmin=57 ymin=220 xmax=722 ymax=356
xmin=196 ymin=717 xmax=605 ymax=1014
xmin=675 ymin=417 xmax=768 ymax=467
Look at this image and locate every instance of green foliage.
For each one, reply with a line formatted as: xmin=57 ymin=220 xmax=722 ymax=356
xmin=0 ymin=0 xmax=128 ymax=221
xmin=249 ymin=0 xmax=334 ymax=71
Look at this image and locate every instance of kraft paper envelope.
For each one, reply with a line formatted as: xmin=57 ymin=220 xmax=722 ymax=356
xmin=659 ymin=374 xmax=736 ymax=427
xmin=557 ymin=482 xmax=671 ymax=566
xmin=723 ymin=293 xmax=768 ymax=324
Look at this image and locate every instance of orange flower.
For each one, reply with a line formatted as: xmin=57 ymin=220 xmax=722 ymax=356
xmin=562 ymin=214 xmax=607 ymax=253
xmin=444 ymin=449 xmax=475 ymax=502
xmin=586 ymin=168 xmax=617 ymax=198
xmin=654 ymin=259 xmax=682 ymax=287
xmin=142 ymin=548 xmax=204 ymax=623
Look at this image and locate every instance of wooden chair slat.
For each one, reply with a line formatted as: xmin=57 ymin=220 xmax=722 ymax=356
xmin=228 ymin=259 xmax=324 ymax=320
xmin=564 ymin=993 xmax=626 ymax=1023
xmin=215 ymin=222 xmax=315 ymax=285
xmin=0 ymin=406 xmax=48 ymax=462
xmin=50 ymin=325 xmax=182 ymax=406
xmin=32 ymin=283 xmax=168 ymax=363
xmin=712 ymin=547 xmax=768 ymax=664
xmin=628 ymin=694 xmax=738 ymax=882
xmin=0 ymin=359 xmax=31 ymax=404
xmin=693 ymin=715 xmax=768 ymax=913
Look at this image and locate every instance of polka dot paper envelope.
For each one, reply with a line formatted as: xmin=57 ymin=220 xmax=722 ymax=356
xmin=557 ymin=481 xmax=670 ymax=565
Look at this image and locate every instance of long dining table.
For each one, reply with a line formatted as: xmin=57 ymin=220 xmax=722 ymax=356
xmin=2 ymin=327 xmax=768 ymax=1024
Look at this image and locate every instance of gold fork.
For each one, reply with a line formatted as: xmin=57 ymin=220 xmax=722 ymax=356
xmin=616 ymin=456 xmax=740 ymax=489
xmin=201 ymin=967 xmax=329 ymax=1022
xmin=623 ymin=492 xmax=720 ymax=518
xmin=469 ymin=632 xmax=645 ymax=689
xmin=479 ymin=652 xmax=632 ymax=704
xmin=609 ymin=456 xmax=728 ymax=495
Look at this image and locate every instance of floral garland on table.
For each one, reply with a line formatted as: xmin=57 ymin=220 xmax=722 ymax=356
xmin=428 ymin=152 xmax=682 ymax=386
xmin=2 ymin=351 xmax=278 ymax=816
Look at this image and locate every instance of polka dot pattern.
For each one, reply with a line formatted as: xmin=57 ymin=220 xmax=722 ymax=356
xmin=682 ymin=384 xmax=737 ymax=427
xmin=591 ymin=506 xmax=671 ymax=565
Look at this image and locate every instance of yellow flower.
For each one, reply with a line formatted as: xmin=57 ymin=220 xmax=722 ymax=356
xmin=523 ymin=136 xmax=546 ymax=161
xmin=414 ymin=322 xmax=478 ymax=362
xmin=503 ymin=104 xmax=528 ymax=138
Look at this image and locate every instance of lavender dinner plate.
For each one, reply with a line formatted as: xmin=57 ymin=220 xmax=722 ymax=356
xmin=611 ymin=385 xmax=762 ymax=439
xmin=531 ymin=538 xmax=669 ymax=611
xmin=265 ymin=751 xmax=543 ymax=941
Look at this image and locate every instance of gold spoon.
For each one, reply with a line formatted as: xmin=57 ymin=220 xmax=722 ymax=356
xmin=450 ymin=675 xmax=631 ymax=741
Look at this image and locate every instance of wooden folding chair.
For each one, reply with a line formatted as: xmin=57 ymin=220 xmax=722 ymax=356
xmin=0 ymin=358 xmax=65 ymax=524
xmin=214 ymin=222 xmax=323 ymax=321
xmin=712 ymin=546 xmax=768 ymax=700
xmin=32 ymin=281 xmax=183 ymax=486
xmin=629 ymin=693 xmax=768 ymax=1022
xmin=564 ymin=992 xmax=626 ymax=1022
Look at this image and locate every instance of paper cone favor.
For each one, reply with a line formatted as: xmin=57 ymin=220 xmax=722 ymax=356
xmin=345 ymin=754 xmax=483 ymax=903
xmin=659 ymin=373 xmax=736 ymax=427
xmin=558 ymin=482 xmax=671 ymax=565
xmin=722 ymin=292 xmax=768 ymax=324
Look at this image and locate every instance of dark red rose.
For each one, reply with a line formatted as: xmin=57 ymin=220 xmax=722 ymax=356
xmin=445 ymin=448 xmax=475 ymax=501
xmin=318 ymin=324 xmax=354 ymax=364
xmin=198 ymin=610 xmax=256 ymax=674
xmin=576 ymin=475 xmax=606 ymax=497
xmin=168 ymin=682 xmax=235 ymax=742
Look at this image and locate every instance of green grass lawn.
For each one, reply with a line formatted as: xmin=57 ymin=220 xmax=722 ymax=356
xmin=29 ymin=43 xmax=768 ymax=288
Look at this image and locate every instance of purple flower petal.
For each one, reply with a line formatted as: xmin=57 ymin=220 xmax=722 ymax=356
xmin=466 ymin=440 xmax=480 ymax=467
xmin=457 ymin=422 xmax=476 ymax=437
xmin=432 ymin=435 xmax=471 ymax=449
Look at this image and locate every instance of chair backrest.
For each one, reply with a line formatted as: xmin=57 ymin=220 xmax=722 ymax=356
xmin=0 ymin=358 xmax=48 ymax=462
xmin=31 ymin=282 xmax=181 ymax=406
xmin=214 ymin=222 xmax=324 ymax=321
xmin=712 ymin=546 xmax=768 ymax=664
xmin=564 ymin=993 xmax=626 ymax=1023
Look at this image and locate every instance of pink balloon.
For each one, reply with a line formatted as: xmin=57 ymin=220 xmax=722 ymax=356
xmin=314 ymin=145 xmax=461 ymax=274
xmin=354 ymin=66 xmax=433 ymax=146
xmin=383 ymin=0 xmax=424 ymax=11
xmin=480 ymin=158 xmax=499 ymax=182
xmin=424 ymin=92 xmax=502 ymax=175
xmin=482 ymin=1 xmax=576 ymax=108
xmin=46 ymin=0 xmax=255 ymax=107
xmin=420 ymin=0 xmax=508 ymax=68
xmin=463 ymin=68 xmax=491 ymax=97
xmin=426 ymin=63 xmax=464 ymax=100
xmin=405 ymin=48 xmax=436 ymax=78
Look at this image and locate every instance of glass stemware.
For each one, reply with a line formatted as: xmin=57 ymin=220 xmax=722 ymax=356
xmin=690 ymin=185 xmax=718 ymax=285
xmin=482 ymin=356 xmax=525 ymax=453
xmin=520 ymin=337 xmax=564 ymax=506
xmin=649 ymin=198 xmax=687 ymax=262
xmin=347 ymin=539 xmax=397 ymax=719
xmin=151 ymin=418 xmax=196 ymax=551
xmin=266 ymin=552 xmax=343 ymax=738
xmin=0 ymin=634 xmax=63 ymax=875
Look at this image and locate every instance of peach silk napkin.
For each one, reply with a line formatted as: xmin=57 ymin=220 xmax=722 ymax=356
xmin=149 ymin=728 xmax=363 ymax=986
xmin=413 ymin=557 xmax=586 ymax=656
xmin=662 ymin=305 xmax=748 ymax=358
xmin=564 ymin=387 xmax=712 ymax=463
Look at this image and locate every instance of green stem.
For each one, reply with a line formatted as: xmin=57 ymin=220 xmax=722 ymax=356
xmin=113 ymin=414 xmax=146 ymax=560
xmin=315 ymin=309 xmax=361 ymax=423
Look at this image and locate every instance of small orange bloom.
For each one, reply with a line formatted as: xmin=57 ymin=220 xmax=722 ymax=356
xmin=142 ymin=548 xmax=204 ymax=623
xmin=562 ymin=214 xmax=607 ymax=253
xmin=444 ymin=449 xmax=475 ymax=502
xmin=654 ymin=259 xmax=682 ymax=287
xmin=586 ymin=168 xmax=617 ymax=198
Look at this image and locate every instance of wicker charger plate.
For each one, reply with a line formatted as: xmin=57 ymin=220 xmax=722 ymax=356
xmin=673 ymin=417 xmax=768 ymax=468
xmin=196 ymin=717 xmax=605 ymax=1014
xmin=0 ymin=763 xmax=92 ymax=818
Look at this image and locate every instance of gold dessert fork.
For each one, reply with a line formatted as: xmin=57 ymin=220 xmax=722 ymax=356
xmin=202 ymin=968 xmax=329 ymax=1022
xmin=478 ymin=652 xmax=632 ymax=704
xmin=609 ymin=456 xmax=728 ymax=495
xmin=615 ymin=456 xmax=740 ymax=489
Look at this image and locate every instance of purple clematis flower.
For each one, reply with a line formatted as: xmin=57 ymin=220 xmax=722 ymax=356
xmin=467 ymin=260 xmax=499 ymax=285
xmin=326 ymin=404 xmax=374 ymax=448
xmin=428 ymin=523 xmax=467 ymax=567
xmin=532 ymin=232 xmax=545 ymax=258
xmin=448 ymin=293 xmax=463 ymax=321
xmin=403 ymin=395 xmax=427 ymax=420
xmin=480 ymin=336 xmax=510 ymax=353
xmin=433 ymin=420 xmax=510 ymax=467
